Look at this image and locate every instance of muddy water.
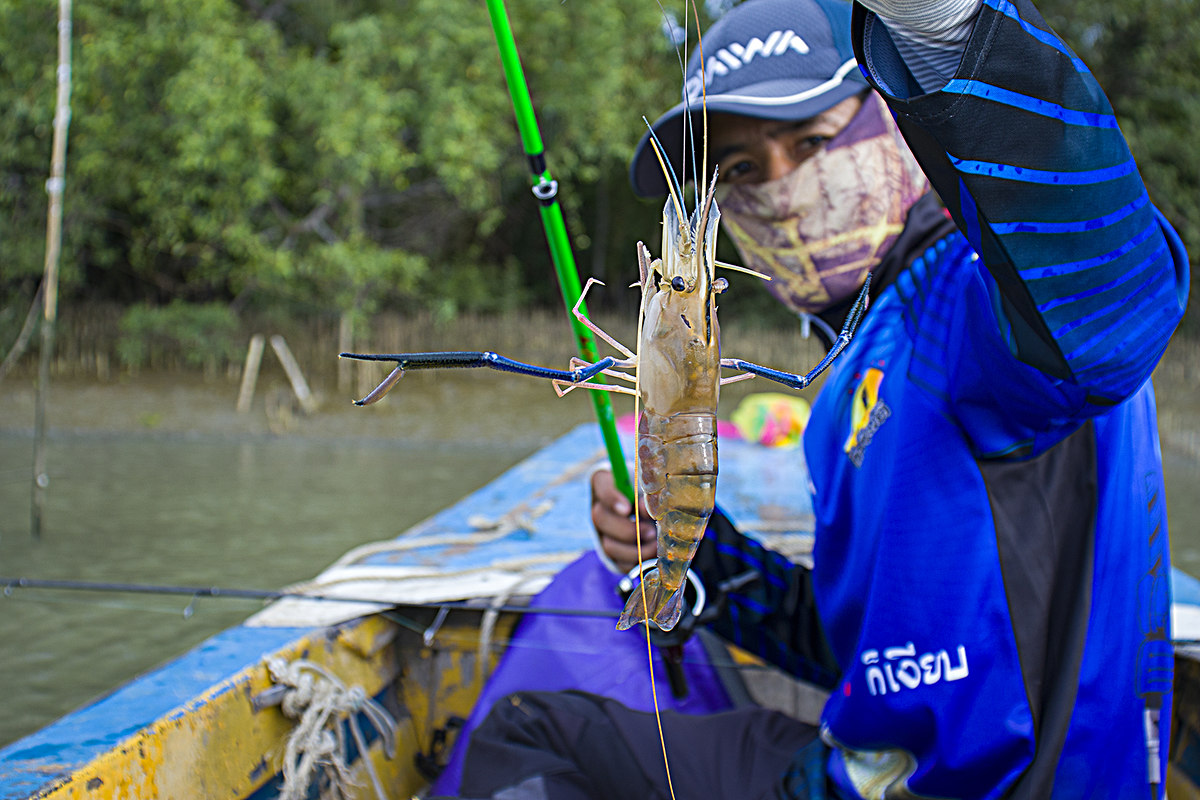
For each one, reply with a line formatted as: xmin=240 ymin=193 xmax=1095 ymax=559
xmin=0 ymin=370 xmax=604 ymax=747
xmin=1 ymin=331 xmax=1198 ymax=747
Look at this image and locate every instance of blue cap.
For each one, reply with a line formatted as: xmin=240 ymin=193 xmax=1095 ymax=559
xmin=629 ymin=0 xmax=867 ymax=198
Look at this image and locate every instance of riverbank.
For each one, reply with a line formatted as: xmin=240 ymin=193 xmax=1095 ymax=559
xmin=0 ymin=309 xmax=840 ymax=444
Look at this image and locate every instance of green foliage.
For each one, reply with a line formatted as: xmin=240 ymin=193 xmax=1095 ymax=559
xmin=116 ymin=300 xmax=241 ymax=371
xmin=0 ymin=0 xmax=61 ymax=285
xmin=0 ymin=0 xmax=682 ymax=316
xmin=1037 ymin=0 xmax=1200 ymax=273
xmin=0 ymin=0 xmax=1193 ymax=323
xmin=373 ymin=0 xmax=679 ymax=307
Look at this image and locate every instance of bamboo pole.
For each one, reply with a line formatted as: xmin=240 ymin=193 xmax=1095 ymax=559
xmin=0 ymin=283 xmax=44 ymax=385
xmin=31 ymin=0 xmax=73 ymax=539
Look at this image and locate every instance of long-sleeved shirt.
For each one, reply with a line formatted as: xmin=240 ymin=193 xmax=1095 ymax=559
xmin=693 ymin=0 xmax=1189 ymax=796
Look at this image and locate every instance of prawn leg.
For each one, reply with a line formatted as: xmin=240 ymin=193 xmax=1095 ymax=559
xmin=339 ymin=350 xmax=619 ymax=406
xmin=556 ymin=357 xmax=639 ymax=396
xmin=552 ymin=378 xmax=639 ymax=397
xmin=721 ymin=276 xmax=871 ymax=390
xmin=567 ymin=356 xmax=639 ymax=383
xmin=718 ymin=372 xmax=756 ymax=386
xmin=572 ymin=277 xmax=637 ymax=359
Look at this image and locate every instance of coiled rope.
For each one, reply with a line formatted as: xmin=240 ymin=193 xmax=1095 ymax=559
xmin=266 ymin=657 xmax=398 ymax=800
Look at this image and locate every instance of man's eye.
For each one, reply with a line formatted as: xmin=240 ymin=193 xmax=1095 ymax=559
xmin=796 ymin=135 xmax=831 ymax=156
xmin=724 ymin=159 xmax=757 ymax=179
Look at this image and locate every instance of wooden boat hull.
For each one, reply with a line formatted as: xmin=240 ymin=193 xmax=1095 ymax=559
xmin=0 ymin=608 xmax=519 ymax=800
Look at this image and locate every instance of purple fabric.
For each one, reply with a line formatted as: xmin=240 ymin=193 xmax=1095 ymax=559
xmin=430 ymin=552 xmax=735 ymax=796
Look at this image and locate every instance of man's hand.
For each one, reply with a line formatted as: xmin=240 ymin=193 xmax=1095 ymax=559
xmin=590 ymin=468 xmax=656 ymax=574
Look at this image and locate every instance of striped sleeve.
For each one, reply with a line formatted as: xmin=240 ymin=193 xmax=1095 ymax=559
xmin=857 ymin=0 xmax=981 ymax=90
xmin=852 ymin=0 xmax=1189 ymax=406
xmin=691 ymin=510 xmax=841 ymax=688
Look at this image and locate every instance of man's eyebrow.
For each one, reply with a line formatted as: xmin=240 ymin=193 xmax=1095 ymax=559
xmin=768 ymin=118 xmax=824 ymax=137
xmin=712 ymin=142 xmax=746 ymax=163
xmin=710 ymin=118 xmax=823 ymax=163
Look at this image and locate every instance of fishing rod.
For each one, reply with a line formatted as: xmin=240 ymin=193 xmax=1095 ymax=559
xmin=1 ymin=576 xmax=776 ymax=671
xmin=483 ymin=0 xmax=635 ymax=503
xmin=0 ymin=576 xmax=620 ymax=620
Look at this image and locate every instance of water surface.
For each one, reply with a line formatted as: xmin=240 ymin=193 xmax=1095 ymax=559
xmin=0 ymin=432 xmax=542 ymax=746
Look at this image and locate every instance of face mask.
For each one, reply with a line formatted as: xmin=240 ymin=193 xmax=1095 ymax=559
xmin=716 ymin=93 xmax=929 ymax=315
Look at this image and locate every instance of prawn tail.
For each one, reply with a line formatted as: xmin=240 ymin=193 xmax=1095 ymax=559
xmin=616 ymin=568 xmax=686 ymax=632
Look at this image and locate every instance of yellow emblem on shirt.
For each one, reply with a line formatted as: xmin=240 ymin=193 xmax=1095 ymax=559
xmin=844 ymin=367 xmax=890 ymax=468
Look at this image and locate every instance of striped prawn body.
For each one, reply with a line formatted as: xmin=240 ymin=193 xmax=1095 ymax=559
xmin=616 ymin=172 xmax=723 ymax=632
xmin=632 ymin=410 xmax=717 ymax=628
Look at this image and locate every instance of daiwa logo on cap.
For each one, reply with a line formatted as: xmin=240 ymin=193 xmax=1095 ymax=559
xmin=684 ymin=30 xmax=811 ymax=102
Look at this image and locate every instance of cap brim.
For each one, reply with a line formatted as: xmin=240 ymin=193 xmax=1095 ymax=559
xmin=629 ymin=72 xmax=867 ymax=198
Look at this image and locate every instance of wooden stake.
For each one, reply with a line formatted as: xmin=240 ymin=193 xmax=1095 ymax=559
xmin=269 ymin=335 xmax=318 ymax=415
xmin=236 ymin=334 xmax=266 ymax=413
xmin=337 ymin=312 xmax=352 ymax=393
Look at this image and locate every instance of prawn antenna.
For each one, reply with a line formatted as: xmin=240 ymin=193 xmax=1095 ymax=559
xmin=651 ymin=0 xmax=690 ymax=192
xmin=645 ymin=120 xmax=687 ymax=226
xmin=691 ymin=0 xmax=709 ymax=202
xmin=716 ymin=260 xmax=773 ymax=281
xmin=653 ymin=0 xmax=709 ymax=203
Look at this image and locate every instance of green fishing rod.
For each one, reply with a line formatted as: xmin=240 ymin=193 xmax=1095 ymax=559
xmin=484 ymin=0 xmax=634 ymax=503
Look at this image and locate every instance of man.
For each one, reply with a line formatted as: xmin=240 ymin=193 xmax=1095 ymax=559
xmin=461 ymin=0 xmax=1190 ymax=796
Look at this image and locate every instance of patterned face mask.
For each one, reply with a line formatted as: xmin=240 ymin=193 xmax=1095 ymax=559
xmin=716 ymin=93 xmax=929 ymax=315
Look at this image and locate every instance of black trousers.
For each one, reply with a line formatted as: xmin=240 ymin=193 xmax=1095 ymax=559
xmin=457 ymin=690 xmax=824 ymax=800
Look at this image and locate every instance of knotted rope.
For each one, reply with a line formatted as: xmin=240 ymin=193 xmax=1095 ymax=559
xmin=266 ymin=657 xmax=398 ymax=800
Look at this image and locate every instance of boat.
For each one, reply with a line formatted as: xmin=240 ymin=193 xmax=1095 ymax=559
xmin=2 ymin=422 xmax=1199 ymax=799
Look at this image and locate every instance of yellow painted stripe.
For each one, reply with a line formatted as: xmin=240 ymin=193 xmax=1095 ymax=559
xmin=31 ymin=614 xmax=515 ymax=800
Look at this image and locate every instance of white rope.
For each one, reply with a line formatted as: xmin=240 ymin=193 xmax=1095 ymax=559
xmin=325 ymin=449 xmax=600 ymax=571
xmin=475 ymin=572 xmax=550 ymax=687
xmin=466 ymin=498 xmax=555 ymax=537
xmin=327 ymin=498 xmax=554 ymax=569
xmin=266 ymin=657 xmax=398 ymax=800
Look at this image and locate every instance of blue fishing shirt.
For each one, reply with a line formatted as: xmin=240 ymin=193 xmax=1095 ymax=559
xmin=694 ymin=0 xmax=1190 ymax=796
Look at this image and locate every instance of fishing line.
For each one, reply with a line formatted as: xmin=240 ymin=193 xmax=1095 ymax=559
xmin=380 ymin=609 xmax=757 ymax=669
xmin=1 ymin=577 xmax=767 ymax=672
xmin=633 ymin=116 xmax=678 ymax=800
xmin=0 ymin=590 xmax=245 ymax=617
xmin=0 ymin=576 xmax=621 ymax=620
xmin=19 ymin=575 xmax=1200 ymax=661
xmin=628 ymin=190 xmax=673 ymax=798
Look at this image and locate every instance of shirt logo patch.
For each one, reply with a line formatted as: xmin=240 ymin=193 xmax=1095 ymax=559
xmin=860 ymin=642 xmax=971 ymax=696
xmin=844 ymin=367 xmax=890 ymax=468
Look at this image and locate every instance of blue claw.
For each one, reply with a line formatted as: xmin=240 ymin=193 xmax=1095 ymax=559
xmin=339 ymin=351 xmax=618 ymax=405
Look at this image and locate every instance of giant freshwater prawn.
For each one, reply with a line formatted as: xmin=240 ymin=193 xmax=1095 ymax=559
xmin=341 ymin=4 xmax=868 ymax=791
